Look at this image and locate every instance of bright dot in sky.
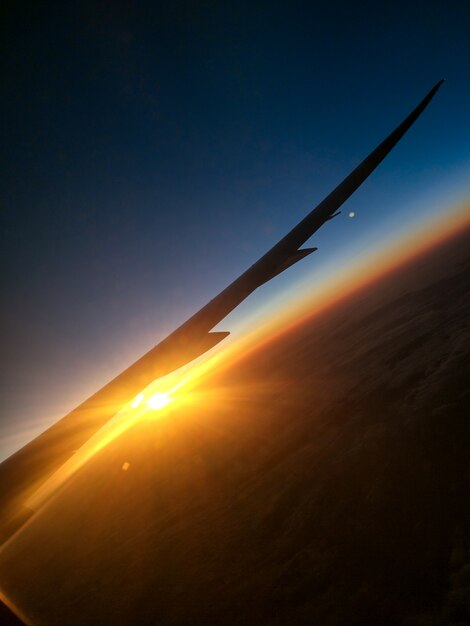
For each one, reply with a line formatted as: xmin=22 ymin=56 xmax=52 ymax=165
xmin=131 ymin=392 xmax=144 ymax=408
xmin=122 ymin=462 xmax=130 ymax=471
xmin=147 ymin=392 xmax=172 ymax=410
xmin=348 ymin=211 xmax=356 ymax=218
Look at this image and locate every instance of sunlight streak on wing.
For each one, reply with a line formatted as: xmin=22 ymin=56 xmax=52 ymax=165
xmin=23 ymin=198 xmax=470 ymax=517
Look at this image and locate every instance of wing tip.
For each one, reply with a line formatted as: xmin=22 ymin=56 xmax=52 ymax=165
xmin=430 ymin=78 xmax=445 ymax=96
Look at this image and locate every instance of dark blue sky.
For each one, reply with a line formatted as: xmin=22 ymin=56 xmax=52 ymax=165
xmin=1 ymin=0 xmax=469 ymax=458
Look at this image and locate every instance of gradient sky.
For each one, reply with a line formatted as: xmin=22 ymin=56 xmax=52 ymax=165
xmin=1 ymin=1 xmax=469 ymax=460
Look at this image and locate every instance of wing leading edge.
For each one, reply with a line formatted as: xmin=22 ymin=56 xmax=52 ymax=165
xmin=0 ymin=80 xmax=443 ymax=542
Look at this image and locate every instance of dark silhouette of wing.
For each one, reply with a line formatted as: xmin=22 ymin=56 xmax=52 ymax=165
xmin=0 ymin=80 xmax=443 ymax=542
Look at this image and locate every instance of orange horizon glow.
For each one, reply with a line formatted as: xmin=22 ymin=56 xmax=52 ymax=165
xmin=242 ymin=199 xmax=470 ymax=357
xmin=24 ymin=199 xmax=469 ymax=516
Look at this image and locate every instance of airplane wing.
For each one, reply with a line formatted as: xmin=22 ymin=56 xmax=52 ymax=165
xmin=0 ymin=80 xmax=443 ymax=542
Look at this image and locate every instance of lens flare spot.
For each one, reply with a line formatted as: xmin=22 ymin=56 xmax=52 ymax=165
xmin=147 ymin=392 xmax=171 ymax=410
xmin=122 ymin=461 xmax=130 ymax=471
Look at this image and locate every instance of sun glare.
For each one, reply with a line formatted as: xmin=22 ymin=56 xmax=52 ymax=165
xmin=131 ymin=392 xmax=145 ymax=408
xmin=147 ymin=392 xmax=172 ymax=410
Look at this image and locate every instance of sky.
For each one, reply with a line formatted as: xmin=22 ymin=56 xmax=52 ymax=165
xmin=1 ymin=0 xmax=469 ymax=461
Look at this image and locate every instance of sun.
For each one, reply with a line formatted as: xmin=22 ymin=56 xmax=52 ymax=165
xmin=147 ymin=392 xmax=172 ymax=410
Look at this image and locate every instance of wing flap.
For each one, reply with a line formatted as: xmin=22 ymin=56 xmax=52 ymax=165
xmin=263 ymin=247 xmax=318 ymax=283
